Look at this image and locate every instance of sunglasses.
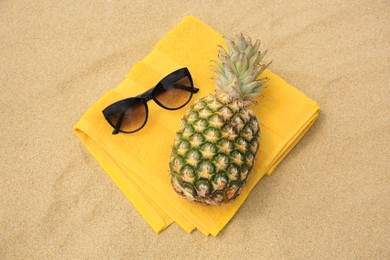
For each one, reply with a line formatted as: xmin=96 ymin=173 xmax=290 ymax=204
xmin=103 ymin=67 xmax=199 ymax=135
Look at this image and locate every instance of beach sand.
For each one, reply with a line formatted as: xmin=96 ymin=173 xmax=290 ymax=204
xmin=1 ymin=0 xmax=389 ymax=258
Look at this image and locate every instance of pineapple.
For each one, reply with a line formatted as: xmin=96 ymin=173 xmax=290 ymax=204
xmin=168 ymin=34 xmax=269 ymax=205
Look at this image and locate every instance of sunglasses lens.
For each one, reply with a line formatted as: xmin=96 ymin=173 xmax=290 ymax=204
xmin=107 ymin=101 xmax=147 ymax=133
xmin=155 ymin=75 xmax=193 ymax=109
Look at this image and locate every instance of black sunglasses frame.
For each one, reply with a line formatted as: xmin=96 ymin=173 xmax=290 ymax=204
xmin=103 ymin=67 xmax=199 ymax=135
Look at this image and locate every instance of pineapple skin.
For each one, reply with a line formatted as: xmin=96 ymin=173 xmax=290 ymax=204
xmin=169 ymin=34 xmax=268 ymax=205
xmin=168 ymin=93 xmax=260 ymax=205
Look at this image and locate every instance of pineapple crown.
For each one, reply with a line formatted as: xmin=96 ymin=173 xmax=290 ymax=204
xmin=213 ymin=33 xmax=270 ymax=106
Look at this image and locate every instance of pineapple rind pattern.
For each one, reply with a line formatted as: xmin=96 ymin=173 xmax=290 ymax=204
xmin=169 ymin=94 xmax=260 ymax=205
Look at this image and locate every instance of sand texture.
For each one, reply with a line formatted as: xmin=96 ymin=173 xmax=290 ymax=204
xmin=1 ymin=0 xmax=389 ymax=258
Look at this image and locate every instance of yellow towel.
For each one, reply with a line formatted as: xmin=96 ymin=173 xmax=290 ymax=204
xmin=74 ymin=16 xmax=320 ymax=236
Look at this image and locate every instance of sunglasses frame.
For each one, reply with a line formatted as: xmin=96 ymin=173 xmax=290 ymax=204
xmin=103 ymin=67 xmax=199 ymax=135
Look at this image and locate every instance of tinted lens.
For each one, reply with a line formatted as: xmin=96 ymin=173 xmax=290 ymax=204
xmin=107 ymin=101 xmax=147 ymax=133
xmin=155 ymin=75 xmax=193 ymax=109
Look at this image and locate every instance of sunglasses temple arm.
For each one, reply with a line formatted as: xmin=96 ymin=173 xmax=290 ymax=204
xmin=137 ymin=82 xmax=199 ymax=100
xmin=173 ymin=84 xmax=199 ymax=93
xmin=112 ymin=111 xmax=125 ymax=135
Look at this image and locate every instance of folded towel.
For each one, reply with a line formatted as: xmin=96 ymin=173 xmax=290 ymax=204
xmin=74 ymin=16 xmax=320 ymax=236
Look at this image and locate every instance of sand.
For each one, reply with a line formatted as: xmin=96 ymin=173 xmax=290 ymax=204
xmin=1 ymin=0 xmax=389 ymax=258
